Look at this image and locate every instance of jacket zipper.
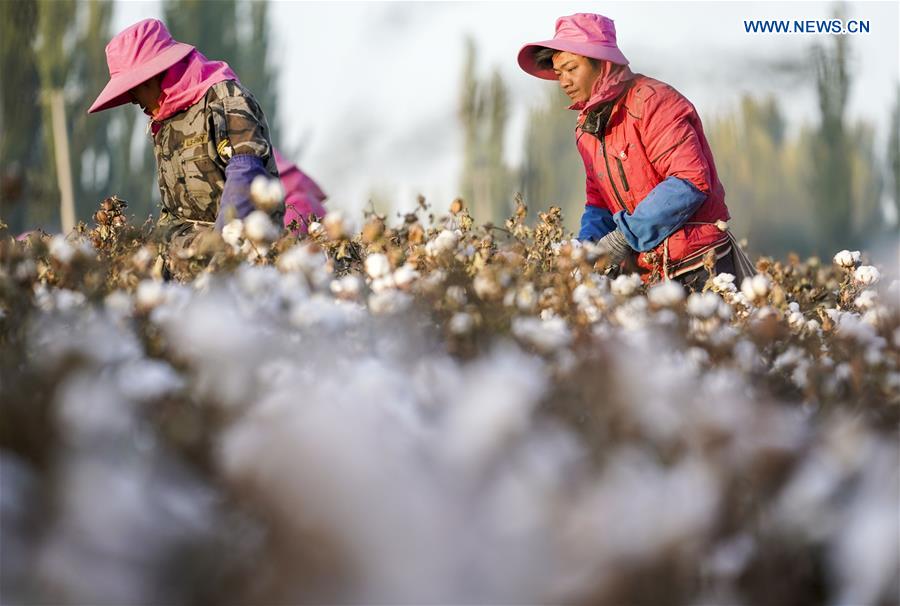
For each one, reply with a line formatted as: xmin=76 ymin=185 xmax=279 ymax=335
xmin=601 ymin=135 xmax=629 ymax=213
xmin=615 ymin=157 xmax=630 ymax=192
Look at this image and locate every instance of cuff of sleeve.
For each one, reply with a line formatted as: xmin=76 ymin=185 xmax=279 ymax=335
xmin=612 ymin=210 xmax=646 ymax=251
xmin=227 ymin=153 xmax=267 ymax=169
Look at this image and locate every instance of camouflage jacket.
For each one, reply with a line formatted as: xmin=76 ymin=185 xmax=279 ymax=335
xmin=152 ymin=80 xmax=280 ymax=244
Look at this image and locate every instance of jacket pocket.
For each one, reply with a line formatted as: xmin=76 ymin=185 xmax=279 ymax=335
xmin=180 ymin=144 xmax=223 ymax=218
xmin=615 ymin=157 xmax=630 ymax=192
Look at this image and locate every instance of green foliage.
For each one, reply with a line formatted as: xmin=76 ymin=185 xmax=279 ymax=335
xmin=708 ymin=22 xmax=886 ymax=260
xmin=457 ymin=38 xmax=513 ymax=226
xmin=163 ymin=0 xmax=279 ymax=142
xmin=889 ymin=87 xmax=900 ymax=222
xmin=0 ymin=0 xmax=42 ymax=231
xmin=519 ymin=87 xmax=584 ymax=232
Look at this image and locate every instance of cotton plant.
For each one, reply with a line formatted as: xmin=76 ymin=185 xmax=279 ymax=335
xmin=0 ymin=197 xmax=899 ymax=606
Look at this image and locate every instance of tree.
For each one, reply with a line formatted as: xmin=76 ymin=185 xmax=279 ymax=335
xmin=0 ymin=0 xmax=42 ymax=233
xmin=163 ymin=0 xmax=279 ymax=142
xmin=519 ymin=87 xmax=584 ymax=232
xmin=809 ymin=27 xmax=853 ymax=248
xmin=888 ymin=87 xmax=900 ymax=224
xmin=457 ymin=38 xmax=512 ymax=225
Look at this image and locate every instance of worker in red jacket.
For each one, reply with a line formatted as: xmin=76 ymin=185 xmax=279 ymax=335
xmin=519 ymin=13 xmax=745 ymax=286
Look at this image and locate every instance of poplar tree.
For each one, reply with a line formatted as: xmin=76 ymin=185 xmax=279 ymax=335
xmin=0 ymin=0 xmax=42 ymax=232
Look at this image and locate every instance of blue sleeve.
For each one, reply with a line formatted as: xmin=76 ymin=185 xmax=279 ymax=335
xmin=215 ymin=154 xmax=269 ymax=230
xmin=612 ymin=176 xmax=707 ymax=251
xmin=578 ymin=205 xmax=617 ymax=241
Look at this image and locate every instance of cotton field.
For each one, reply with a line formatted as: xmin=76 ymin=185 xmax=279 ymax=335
xmin=0 ymin=198 xmax=898 ymax=605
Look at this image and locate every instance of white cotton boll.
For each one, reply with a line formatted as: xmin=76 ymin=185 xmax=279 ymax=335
xmin=131 ymin=247 xmax=154 ymax=272
xmin=277 ymin=242 xmax=328 ymax=275
xmin=773 ymin=346 xmax=806 ymax=371
xmin=323 ymin=210 xmax=352 ymax=239
xmin=244 ymin=210 xmax=279 ymax=243
xmin=425 ymin=229 xmax=459 ymax=257
xmin=443 ymin=347 xmax=547 ymax=469
xmin=289 ymin=294 xmax=364 ymax=330
xmin=364 ymin=253 xmax=391 ymax=280
xmin=710 ymin=272 xmax=738 ymax=294
xmin=647 ymin=280 xmax=685 ymax=307
xmin=787 ymin=310 xmax=806 ymax=329
xmin=614 ymin=296 xmax=650 ymax=330
xmin=572 ymin=283 xmax=593 ymax=308
xmin=445 ymin=285 xmax=467 ymax=307
xmin=610 ymin=273 xmax=642 ymax=296
xmin=853 ymin=265 xmax=880 ymax=286
xmin=685 ymin=292 xmax=720 ymax=319
xmin=74 ymin=239 xmax=95 ymax=259
xmin=49 ymin=235 xmax=75 ymax=264
xmin=740 ymin=274 xmax=770 ymax=302
xmin=115 ymin=359 xmax=184 ymax=402
xmin=104 ymin=291 xmax=133 ymax=318
xmin=511 ymin=316 xmax=572 ymax=352
xmin=47 ymin=289 xmax=87 ymax=313
xmin=414 ymin=269 xmax=446 ymax=296
xmin=517 ymin=283 xmax=538 ymax=312
xmin=250 ymin=175 xmax=269 ymax=205
xmin=222 ymin=218 xmax=244 ymax=249
xmin=832 ymin=249 xmax=861 ymax=268
xmin=368 ymin=290 xmax=412 ymax=315
xmin=733 ymin=339 xmax=762 ymax=373
xmin=14 ymin=258 xmax=37 ymax=282
xmin=307 ymin=221 xmax=324 ymax=238
xmin=370 ymin=275 xmax=395 ymax=294
xmin=473 ymin=273 xmax=501 ymax=300
xmin=250 ymin=175 xmax=284 ymax=212
xmin=330 ymin=275 xmax=362 ymax=300
xmin=449 ymin=312 xmax=474 ymax=335
xmin=581 ymin=240 xmax=605 ymax=262
xmin=392 ymin=265 xmax=419 ymax=290
xmin=854 ymin=290 xmax=878 ymax=311
xmin=135 ymin=280 xmax=166 ymax=310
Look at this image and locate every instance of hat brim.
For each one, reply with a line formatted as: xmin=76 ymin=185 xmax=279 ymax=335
xmin=88 ymin=42 xmax=194 ymax=113
xmin=517 ymin=39 xmax=629 ymax=80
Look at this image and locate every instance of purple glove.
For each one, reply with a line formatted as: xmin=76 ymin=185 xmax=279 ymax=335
xmin=215 ymin=154 xmax=269 ymax=230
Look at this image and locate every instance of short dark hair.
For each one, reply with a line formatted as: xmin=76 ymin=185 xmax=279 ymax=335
xmin=533 ymin=46 xmax=599 ymax=71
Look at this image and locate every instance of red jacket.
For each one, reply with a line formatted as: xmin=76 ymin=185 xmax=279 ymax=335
xmin=576 ymin=73 xmax=730 ymax=279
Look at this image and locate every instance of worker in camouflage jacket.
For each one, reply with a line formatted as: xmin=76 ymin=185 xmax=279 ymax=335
xmin=88 ymin=18 xmax=282 ymax=262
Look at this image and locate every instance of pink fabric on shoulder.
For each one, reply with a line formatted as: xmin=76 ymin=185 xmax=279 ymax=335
xmin=153 ymin=50 xmax=238 ymax=122
xmin=274 ymin=151 xmax=327 ymax=235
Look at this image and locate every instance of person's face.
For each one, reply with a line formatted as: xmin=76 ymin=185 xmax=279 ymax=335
xmin=129 ymin=75 xmax=162 ymax=116
xmin=552 ymin=52 xmax=603 ymax=103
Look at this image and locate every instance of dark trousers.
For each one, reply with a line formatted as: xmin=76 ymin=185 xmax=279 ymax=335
xmin=676 ymin=251 xmax=736 ymax=292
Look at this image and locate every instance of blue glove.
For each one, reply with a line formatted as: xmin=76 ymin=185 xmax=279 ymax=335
xmin=612 ymin=176 xmax=707 ymax=252
xmin=215 ymin=154 xmax=269 ymax=230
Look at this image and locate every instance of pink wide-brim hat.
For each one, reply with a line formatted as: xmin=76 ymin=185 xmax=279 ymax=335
xmin=518 ymin=13 xmax=629 ymax=80
xmin=88 ymin=19 xmax=194 ymax=113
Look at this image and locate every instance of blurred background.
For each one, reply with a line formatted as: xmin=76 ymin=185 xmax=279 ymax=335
xmin=0 ymin=0 xmax=897 ymax=258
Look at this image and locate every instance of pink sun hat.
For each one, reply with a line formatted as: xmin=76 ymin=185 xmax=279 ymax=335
xmin=88 ymin=19 xmax=194 ymax=113
xmin=518 ymin=13 xmax=629 ymax=80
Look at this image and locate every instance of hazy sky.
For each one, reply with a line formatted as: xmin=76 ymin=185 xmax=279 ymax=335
xmin=114 ymin=0 xmax=899 ymax=217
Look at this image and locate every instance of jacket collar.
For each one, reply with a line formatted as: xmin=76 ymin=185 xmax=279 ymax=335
xmin=569 ymin=61 xmax=636 ymax=117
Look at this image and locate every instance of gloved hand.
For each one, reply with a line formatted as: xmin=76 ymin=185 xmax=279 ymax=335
xmin=595 ymin=229 xmax=632 ymax=266
xmin=215 ymin=154 xmax=269 ymax=230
